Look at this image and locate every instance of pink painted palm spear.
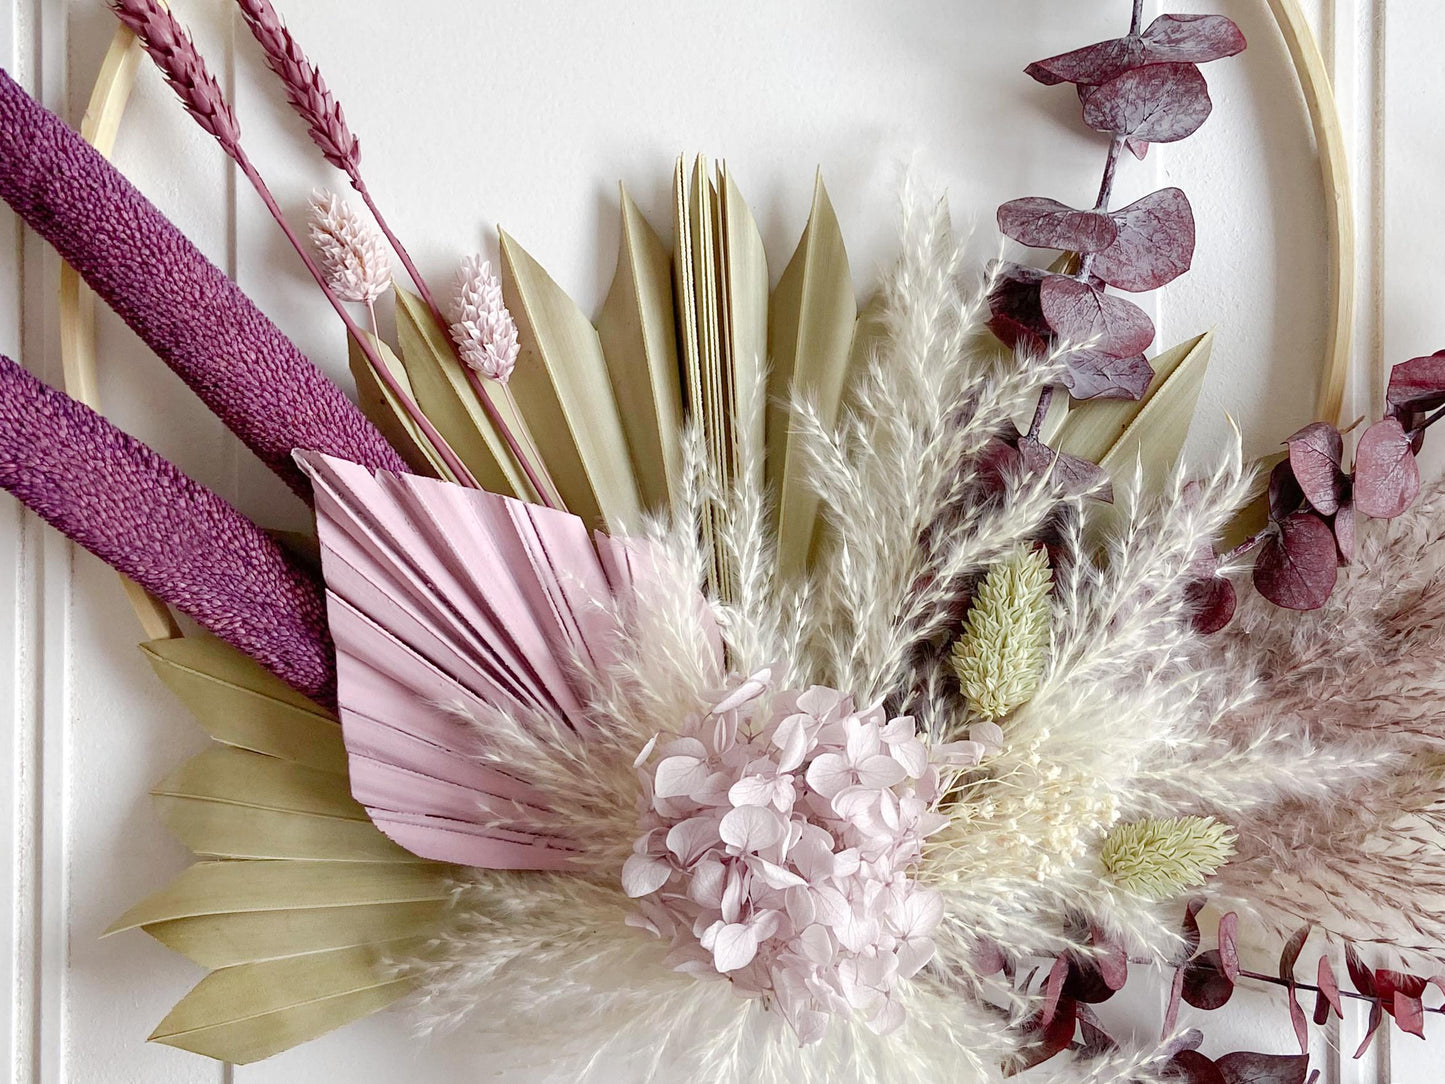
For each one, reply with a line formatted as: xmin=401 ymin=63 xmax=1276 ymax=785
xmin=0 ymin=354 xmax=336 ymax=703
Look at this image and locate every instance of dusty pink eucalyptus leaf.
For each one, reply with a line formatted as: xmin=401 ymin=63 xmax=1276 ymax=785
xmin=1318 ymin=956 xmax=1343 ymax=1018
xmin=1039 ymin=275 xmax=1155 ymax=358
xmin=1092 ymin=187 xmax=1196 ymax=292
xmin=1142 ymin=15 xmax=1248 ymax=64
xmin=1286 ymin=422 xmax=1347 ymax=516
xmin=1253 ymin=513 xmax=1338 ymax=611
xmin=1354 ymin=418 xmax=1420 ymax=519
xmin=997 ymin=197 xmax=1118 ymax=253
xmin=1061 ymin=349 xmax=1153 ymax=401
xmin=1218 ymin=913 xmax=1241 ymax=982
xmin=1216 ymin=1052 xmax=1310 ymax=1084
xmin=1181 ymin=950 xmax=1234 ymax=1010
xmin=1395 ymin=993 xmax=1426 ymax=1039
xmin=1386 ymin=350 xmax=1445 ymax=415
xmin=1019 ymin=435 xmax=1114 ymax=502
xmin=1082 ymin=62 xmax=1213 ymax=144
xmin=1027 ymin=37 xmax=1144 ymax=88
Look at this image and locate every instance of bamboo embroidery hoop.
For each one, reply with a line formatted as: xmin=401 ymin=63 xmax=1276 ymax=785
xmin=59 ymin=0 xmax=1356 ymax=639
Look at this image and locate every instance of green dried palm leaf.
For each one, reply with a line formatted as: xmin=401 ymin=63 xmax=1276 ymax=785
xmin=146 ymin=939 xmax=429 ymax=1064
xmin=347 ymin=331 xmax=456 ymax=482
xmin=141 ymin=637 xmax=346 ymax=774
xmin=768 ymin=173 xmax=857 ymax=577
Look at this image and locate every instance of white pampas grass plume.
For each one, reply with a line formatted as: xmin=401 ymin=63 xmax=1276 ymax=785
xmin=449 ymin=254 xmax=519 ymax=382
xmin=1100 ymin=816 xmax=1237 ymax=899
xmin=951 ymin=546 xmax=1051 ymax=719
xmin=306 ymin=186 xmax=391 ymax=304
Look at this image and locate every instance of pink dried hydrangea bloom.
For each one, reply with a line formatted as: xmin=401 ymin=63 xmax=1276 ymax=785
xmin=624 ymin=672 xmax=987 ymax=1043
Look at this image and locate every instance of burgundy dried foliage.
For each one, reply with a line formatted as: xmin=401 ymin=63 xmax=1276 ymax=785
xmin=1019 ymin=434 xmax=1115 ymax=502
xmin=1171 ymin=1050 xmax=1229 ymax=1084
xmin=1082 ymin=62 xmax=1213 ymax=144
xmin=1317 ymin=955 xmax=1342 ymax=1018
xmin=1333 ymin=500 xmax=1356 ymax=565
xmin=1252 ymin=513 xmax=1338 ymax=612
xmin=1186 ymin=572 xmax=1237 ymax=635
xmin=1015 ymin=1000 xmax=1077 ymax=1072
xmin=1182 ymin=950 xmax=1235 ymax=1010
xmin=1279 ymin=926 xmax=1311 ymax=983
xmin=1218 ymin=912 xmax=1241 ymax=982
xmin=1216 ymin=1052 xmax=1310 ymax=1084
xmin=1386 ymin=350 xmax=1445 ymax=416
xmin=998 ymin=197 xmax=1118 ymax=253
xmin=1268 ymin=458 xmax=1306 ymax=521
xmin=1091 ymin=187 xmax=1196 ymax=292
xmin=1061 ymin=348 xmax=1154 ymax=401
xmin=1355 ymin=1002 xmax=1385 ymax=1059
xmin=1288 ymin=985 xmax=1309 ymax=1053
xmin=1344 ymin=943 xmax=1376 ymax=997
xmin=1039 ymin=275 xmax=1155 ymax=358
xmin=1286 ymin=422 xmax=1347 ymax=516
xmin=1025 ymin=14 xmax=1246 ymax=89
xmin=1353 ymin=418 xmax=1421 ymax=519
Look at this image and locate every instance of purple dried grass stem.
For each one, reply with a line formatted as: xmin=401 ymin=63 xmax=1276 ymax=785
xmin=233 ymin=0 xmax=559 ymax=507
xmin=0 ymin=69 xmax=408 ymax=503
xmin=0 ymin=354 xmax=337 ymax=704
xmin=106 ymin=0 xmax=480 ymax=489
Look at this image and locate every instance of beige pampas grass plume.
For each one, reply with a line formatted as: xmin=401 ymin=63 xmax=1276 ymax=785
xmin=1101 ymin=816 xmax=1237 ymax=900
xmin=951 ymin=546 xmax=1051 ymax=719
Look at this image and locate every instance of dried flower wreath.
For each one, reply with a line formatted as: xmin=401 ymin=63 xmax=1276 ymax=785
xmin=1 ymin=2 xmax=1444 ymax=1083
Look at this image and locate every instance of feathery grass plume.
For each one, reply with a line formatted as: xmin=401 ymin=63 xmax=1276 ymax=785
xmin=0 ymin=355 xmax=335 ymax=703
xmin=449 ymin=256 xmax=519 ymax=382
xmin=108 ymin=0 xmax=478 ymax=488
xmin=951 ymin=546 xmax=1052 ymax=719
xmin=308 ymin=187 xmax=392 ymax=311
xmin=0 ymin=70 xmax=408 ymax=502
xmin=1100 ymin=816 xmax=1237 ymax=899
xmin=232 ymin=0 xmax=555 ymax=505
xmin=1196 ymin=478 xmax=1445 ymax=964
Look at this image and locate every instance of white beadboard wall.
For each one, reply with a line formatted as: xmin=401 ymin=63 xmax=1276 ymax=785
xmin=0 ymin=0 xmax=1437 ymax=1080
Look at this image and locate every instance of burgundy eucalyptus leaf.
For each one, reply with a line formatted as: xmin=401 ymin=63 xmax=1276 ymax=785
xmin=1385 ymin=350 xmax=1445 ymax=415
xmin=1218 ymin=912 xmax=1241 ymax=982
xmin=1171 ymin=1051 xmax=1228 ymax=1084
xmin=1165 ymin=966 xmax=1186 ymax=1035
xmin=1093 ymin=931 xmax=1129 ymax=992
xmin=1186 ymin=573 xmax=1236 ymax=635
xmin=1125 ymin=136 xmax=1151 ymax=160
xmin=972 ymin=937 xmax=1008 ymax=976
xmin=1019 ymin=435 xmax=1114 ymax=503
xmin=1344 ymin=943 xmax=1376 ymax=997
xmin=1288 ymin=985 xmax=1309 ymax=1053
xmin=1279 ymin=925 xmax=1312 ymax=981
xmin=1181 ymin=897 xmax=1207 ymax=960
xmin=1039 ymin=275 xmax=1155 ymax=358
xmin=1394 ymin=992 xmax=1427 ymax=1039
xmin=1041 ymin=955 xmax=1069 ymax=1027
xmin=1311 ymin=989 xmax=1330 ymax=1027
xmin=1334 ymin=501 xmax=1356 ymax=566
xmin=1182 ymin=949 xmax=1235 ymax=1010
xmin=1082 ymin=62 xmax=1213 ymax=144
xmin=1216 ymin=1052 xmax=1310 ymax=1084
xmin=1286 ymin=422 xmax=1347 ymax=516
xmin=1061 ymin=349 xmax=1154 ymax=401
xmin=1026 ymin=36 xmax=1144 ymax=88
xmin=1268 ymin=459 xmax=1306 ymax=521
xmin=1354 ymin=418 xmax=1421 ymax=519
xmin=1092 ymin=187 xmax=1197 ymax=292
xmin=987 ymin=264 xmax=1051 ymax=352
xmin=1354 ymin=1001 xmax=1384 ymax=1059
xmin=998 ymin=197 xmax=1119 ymax=253
xmin=1253 ymin=515 xmax=1339 ymax=611
xmin=1017 ymin=999 xmax=1077 ymax=1071
xmin=1317 ymin=955 xmax=1343 ymax=1018
xmin=1374 ymin=969 xmax=1428 ymax=1004
xmin=1142 ymin=15 xmax=1248 ymax=64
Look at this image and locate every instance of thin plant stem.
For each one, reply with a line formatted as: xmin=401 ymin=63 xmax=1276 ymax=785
xmin=1028 ymin=386 xmax=1055 ymax=441
xmin=365 ymin=298 xmax=379 ymax=339
xmin=1236 ymin=968 xmax=1445 ymax=1016
xmin=352 ymin=179 xmax=559 ymax=508
xmin=235 ymin=152 xmax=480 ymax=487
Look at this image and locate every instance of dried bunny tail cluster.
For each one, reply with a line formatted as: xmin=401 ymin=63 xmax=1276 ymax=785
xmin=307 ymin=188 xmax=391 ymax=305
xmin=924 ymin=446 xmax=1258 ymax=965
xmin=404 ymin=872 xmax=1022 ymax=1084
xmin=449 ymin=255 xmax=520 ymax=382
xmin=234 ymin=0 xmax=360 ymax=175
xmin=800 ymin=189 xmax=1070 ymax=704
